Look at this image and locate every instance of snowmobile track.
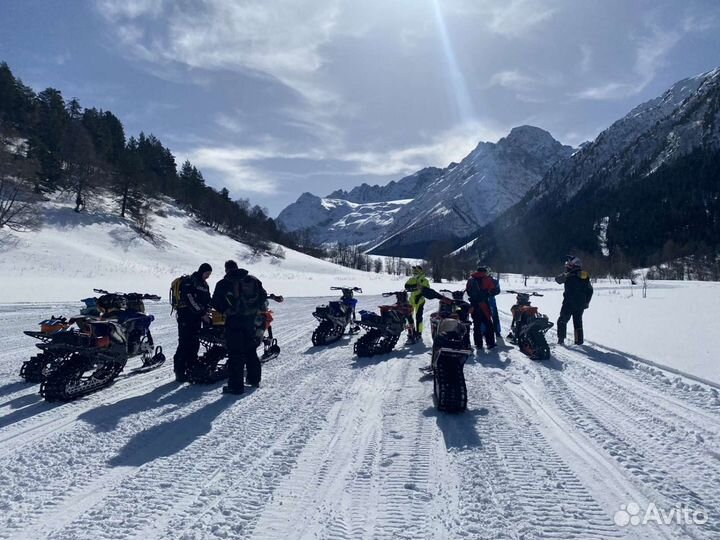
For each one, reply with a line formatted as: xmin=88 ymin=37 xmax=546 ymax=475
xmin=1 ymin=298 xmax=719 ymax=540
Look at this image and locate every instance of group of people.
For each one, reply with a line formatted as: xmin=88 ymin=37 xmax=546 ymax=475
xmin=173 ymin=260 xmax=267 ymax=395
xmin=403 ymin=264 xmax=502 ymax=350
xmin=172 ymin=256 xmax=593 ymax=393
xmin=404 ymin=256 xmax=593 ymax=351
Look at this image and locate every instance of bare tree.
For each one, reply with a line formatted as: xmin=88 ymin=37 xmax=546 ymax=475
xmin=0 ymin=129 xmax=42 ymax=231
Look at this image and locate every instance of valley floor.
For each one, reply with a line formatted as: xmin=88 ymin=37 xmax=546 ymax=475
xmin=0 ymin=296 xmax=719 ymax=540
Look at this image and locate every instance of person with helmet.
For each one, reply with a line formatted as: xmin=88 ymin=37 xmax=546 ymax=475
xmin=404 ymin=265 xmax=430 ymax=341
xmin=466 ymin=264 xmax=499 ymax=350
xmin=555 ymin=256 xmax=593 ymax=345
xmin=173 ymin=263 xmax=212 ymax=382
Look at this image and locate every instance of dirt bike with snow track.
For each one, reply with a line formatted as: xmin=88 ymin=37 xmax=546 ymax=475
xmin=311 ymin=286 xmax=362 ymax=346
xmin=354 ymin=291 xmax=415 ymax=357
xmin=506 ymin=290 xmax=553 ymax=360
xmin=187 ymin=294 xmax=284 ymax=383
xmin=37 ymin=289 xmax=165 ymax=401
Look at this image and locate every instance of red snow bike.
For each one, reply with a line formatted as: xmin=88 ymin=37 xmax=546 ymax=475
xmin=354 ymin=291 xmax=415 ymax=357
xmin=506 ymin=290 xmax=553 ymax=360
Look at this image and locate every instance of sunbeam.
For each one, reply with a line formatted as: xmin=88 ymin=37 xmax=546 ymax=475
xmin=430 ymin=0 xmax=476 ymax=123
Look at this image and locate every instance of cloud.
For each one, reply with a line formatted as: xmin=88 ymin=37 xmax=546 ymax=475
xmin=489 ymin=70 xmax=536 ymax=91
xmin=95 ymin=0 xmax=342 ymax=106
xmin=573 ymin=23 xmax=682 ymax=100
xmin=339 ymin=121 xmax=506 ymax=176
xmin=186 ymin=146 xmax=284 ymax=194
xmin=486 ymin=69 xmax=559 ymax=103
xmin=215 ymin=113 xmax=245 ymax=135
xmin=185 ymin=120 xmax=507 ymax=195
xmin=95 ymin=0 xmax=164 ymax=19
xmin=452 ymin=0 xmax=557 ymax=38
xmin=579 ymin=44 xmax=592 ymax=74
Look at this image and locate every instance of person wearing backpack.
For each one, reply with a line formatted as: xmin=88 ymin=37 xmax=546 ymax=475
xmin=172 ymin=263 xmax=212 ymax=382
xmin=466 ymin=264 xmax=499 ymax=351
xmin=212 ymin=260 xmax=268 ymax=395
xmin=555 ymin=256 xmax=593 ymax=345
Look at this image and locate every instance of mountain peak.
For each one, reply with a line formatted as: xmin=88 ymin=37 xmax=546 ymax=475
xmin=502 ymin=125 xmax=558 ymax=147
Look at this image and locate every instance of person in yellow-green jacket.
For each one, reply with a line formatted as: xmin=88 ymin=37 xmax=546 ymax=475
xmin=404 ymin=265 xmax=430 ymax=341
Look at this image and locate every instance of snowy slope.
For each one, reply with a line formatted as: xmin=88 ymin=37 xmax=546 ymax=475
xmin=527 ymin=67 xmax=720 ymax=205
xmin=0 ymin=278 xmax=719 ymax=539
xmin=0 ymin=193 xmax=409 ymax=303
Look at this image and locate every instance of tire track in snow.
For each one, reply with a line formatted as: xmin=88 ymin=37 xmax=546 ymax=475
xmin=448 ymin=353 xmax=623 ymax=540
xmin=531 ymin=347 xmax=720 ymax=539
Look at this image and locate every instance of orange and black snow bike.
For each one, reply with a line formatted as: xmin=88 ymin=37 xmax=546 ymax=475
xmin=21 ymin=290 xmax=165 ymax=401
xmin=187 ymin=294 xmax=283 ymax=383
xmin=506 ymin=290 xmax=553 ymax=360
xmin=354 ymin=291 xmax=415 ymax=357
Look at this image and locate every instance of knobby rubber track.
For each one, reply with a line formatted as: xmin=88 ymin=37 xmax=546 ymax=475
xmin=311 ymin=320 xmax=344 ymax=346
xmin=433 ymin=354 xmax=467 ymax=412
xmin=187 ymin=345 xmax=228 ymax=384
xmin=354 ymin=329 xmax=400 ymax=357
xmin=19 ymin=351 xmax=64 ymax=383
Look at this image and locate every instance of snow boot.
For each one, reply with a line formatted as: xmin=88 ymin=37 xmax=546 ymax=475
xmin=175 ymin=372 xmax=187 ymax=383
xmin=222 ymin=385 xmax=244 ymax=395
xmin=574 ymin=328 xmax=584 ymax=345
xmin=557 ymin=320 xmax=567 ymax=345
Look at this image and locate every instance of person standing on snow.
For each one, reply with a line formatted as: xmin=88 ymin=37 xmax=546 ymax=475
xmin=173 ymin=263 xmax=212 ymax=382
xmin=404 ymin=265 xmax=430 ymax=341
xmin=466 ymin=264 xmax=499 ymax=351
xmin=212 ymin=260 xmax=268 ymax=395
xmin=487 ymin=272 xmax=502 ymax=338
xmin=555 ymin=256 xmax=593 ymax=345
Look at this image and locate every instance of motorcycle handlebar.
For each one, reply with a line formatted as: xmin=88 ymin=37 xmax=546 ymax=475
xmin=330 ymin=286 xmax=363 ymax=293
xmin=506 ymin=290 xmax=544 ymax=297
xmin=268 ymin=294 xmax=284 ymax=302
xmin=93 ymin=289 xmax=161 ymax=301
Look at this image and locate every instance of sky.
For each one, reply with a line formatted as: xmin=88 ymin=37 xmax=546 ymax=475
xmin=1 ymin=0 xmax=719 ymax=215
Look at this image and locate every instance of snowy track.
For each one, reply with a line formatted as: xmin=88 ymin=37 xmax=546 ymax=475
xmin=0 ymin=299 xmax=718 ymax=539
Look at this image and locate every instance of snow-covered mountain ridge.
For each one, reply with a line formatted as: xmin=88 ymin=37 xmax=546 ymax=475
xmin=464 ymin=67 xmax=720 ymax=266
xmin=278 ymin=126 xmax=572 ymax=256
xmin=368 ymin=126 xmax=573 ymax=256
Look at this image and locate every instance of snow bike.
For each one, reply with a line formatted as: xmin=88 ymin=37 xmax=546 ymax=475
xmin=20 ymin=297 xmax=103 ymax=383
xmin=354 ymin=291 xmax=414 ymax=357
xmin=429 ymin=289 xmax=471 ymax=348
xmin=38 ymin=289 xmax=166 ymax=401
xmin=506 ymin=290 xmax=553 ymax=360
xmin=188 ymin=294 xmax=284 ymax=384
xmin=311 ymin=286 xmax=362 ymax=346
xmin=422 ymin=288 xmax=472 ymax=412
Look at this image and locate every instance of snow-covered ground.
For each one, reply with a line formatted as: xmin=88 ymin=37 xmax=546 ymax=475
xmin=494 ymin=275 xmax=720 ymax=384
xmin=0 ymin=194 xmax=408 ymax=303
xmin=1 ymin=195 xmax=719 ymax=539
xmin=0 ymin=295 xmax=718 ymax=540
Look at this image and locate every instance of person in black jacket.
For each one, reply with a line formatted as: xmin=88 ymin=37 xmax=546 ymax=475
xmin=212 ymin=260 xmax=268 ymax=395
xmin=555 ymin=256 xmax=593 ymax=345
xmin=174 ymin=263 xmax=212 ymax=382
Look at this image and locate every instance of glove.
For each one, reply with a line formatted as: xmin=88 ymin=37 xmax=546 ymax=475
xmin=584 ymin=304 xmax=590 ymax=310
